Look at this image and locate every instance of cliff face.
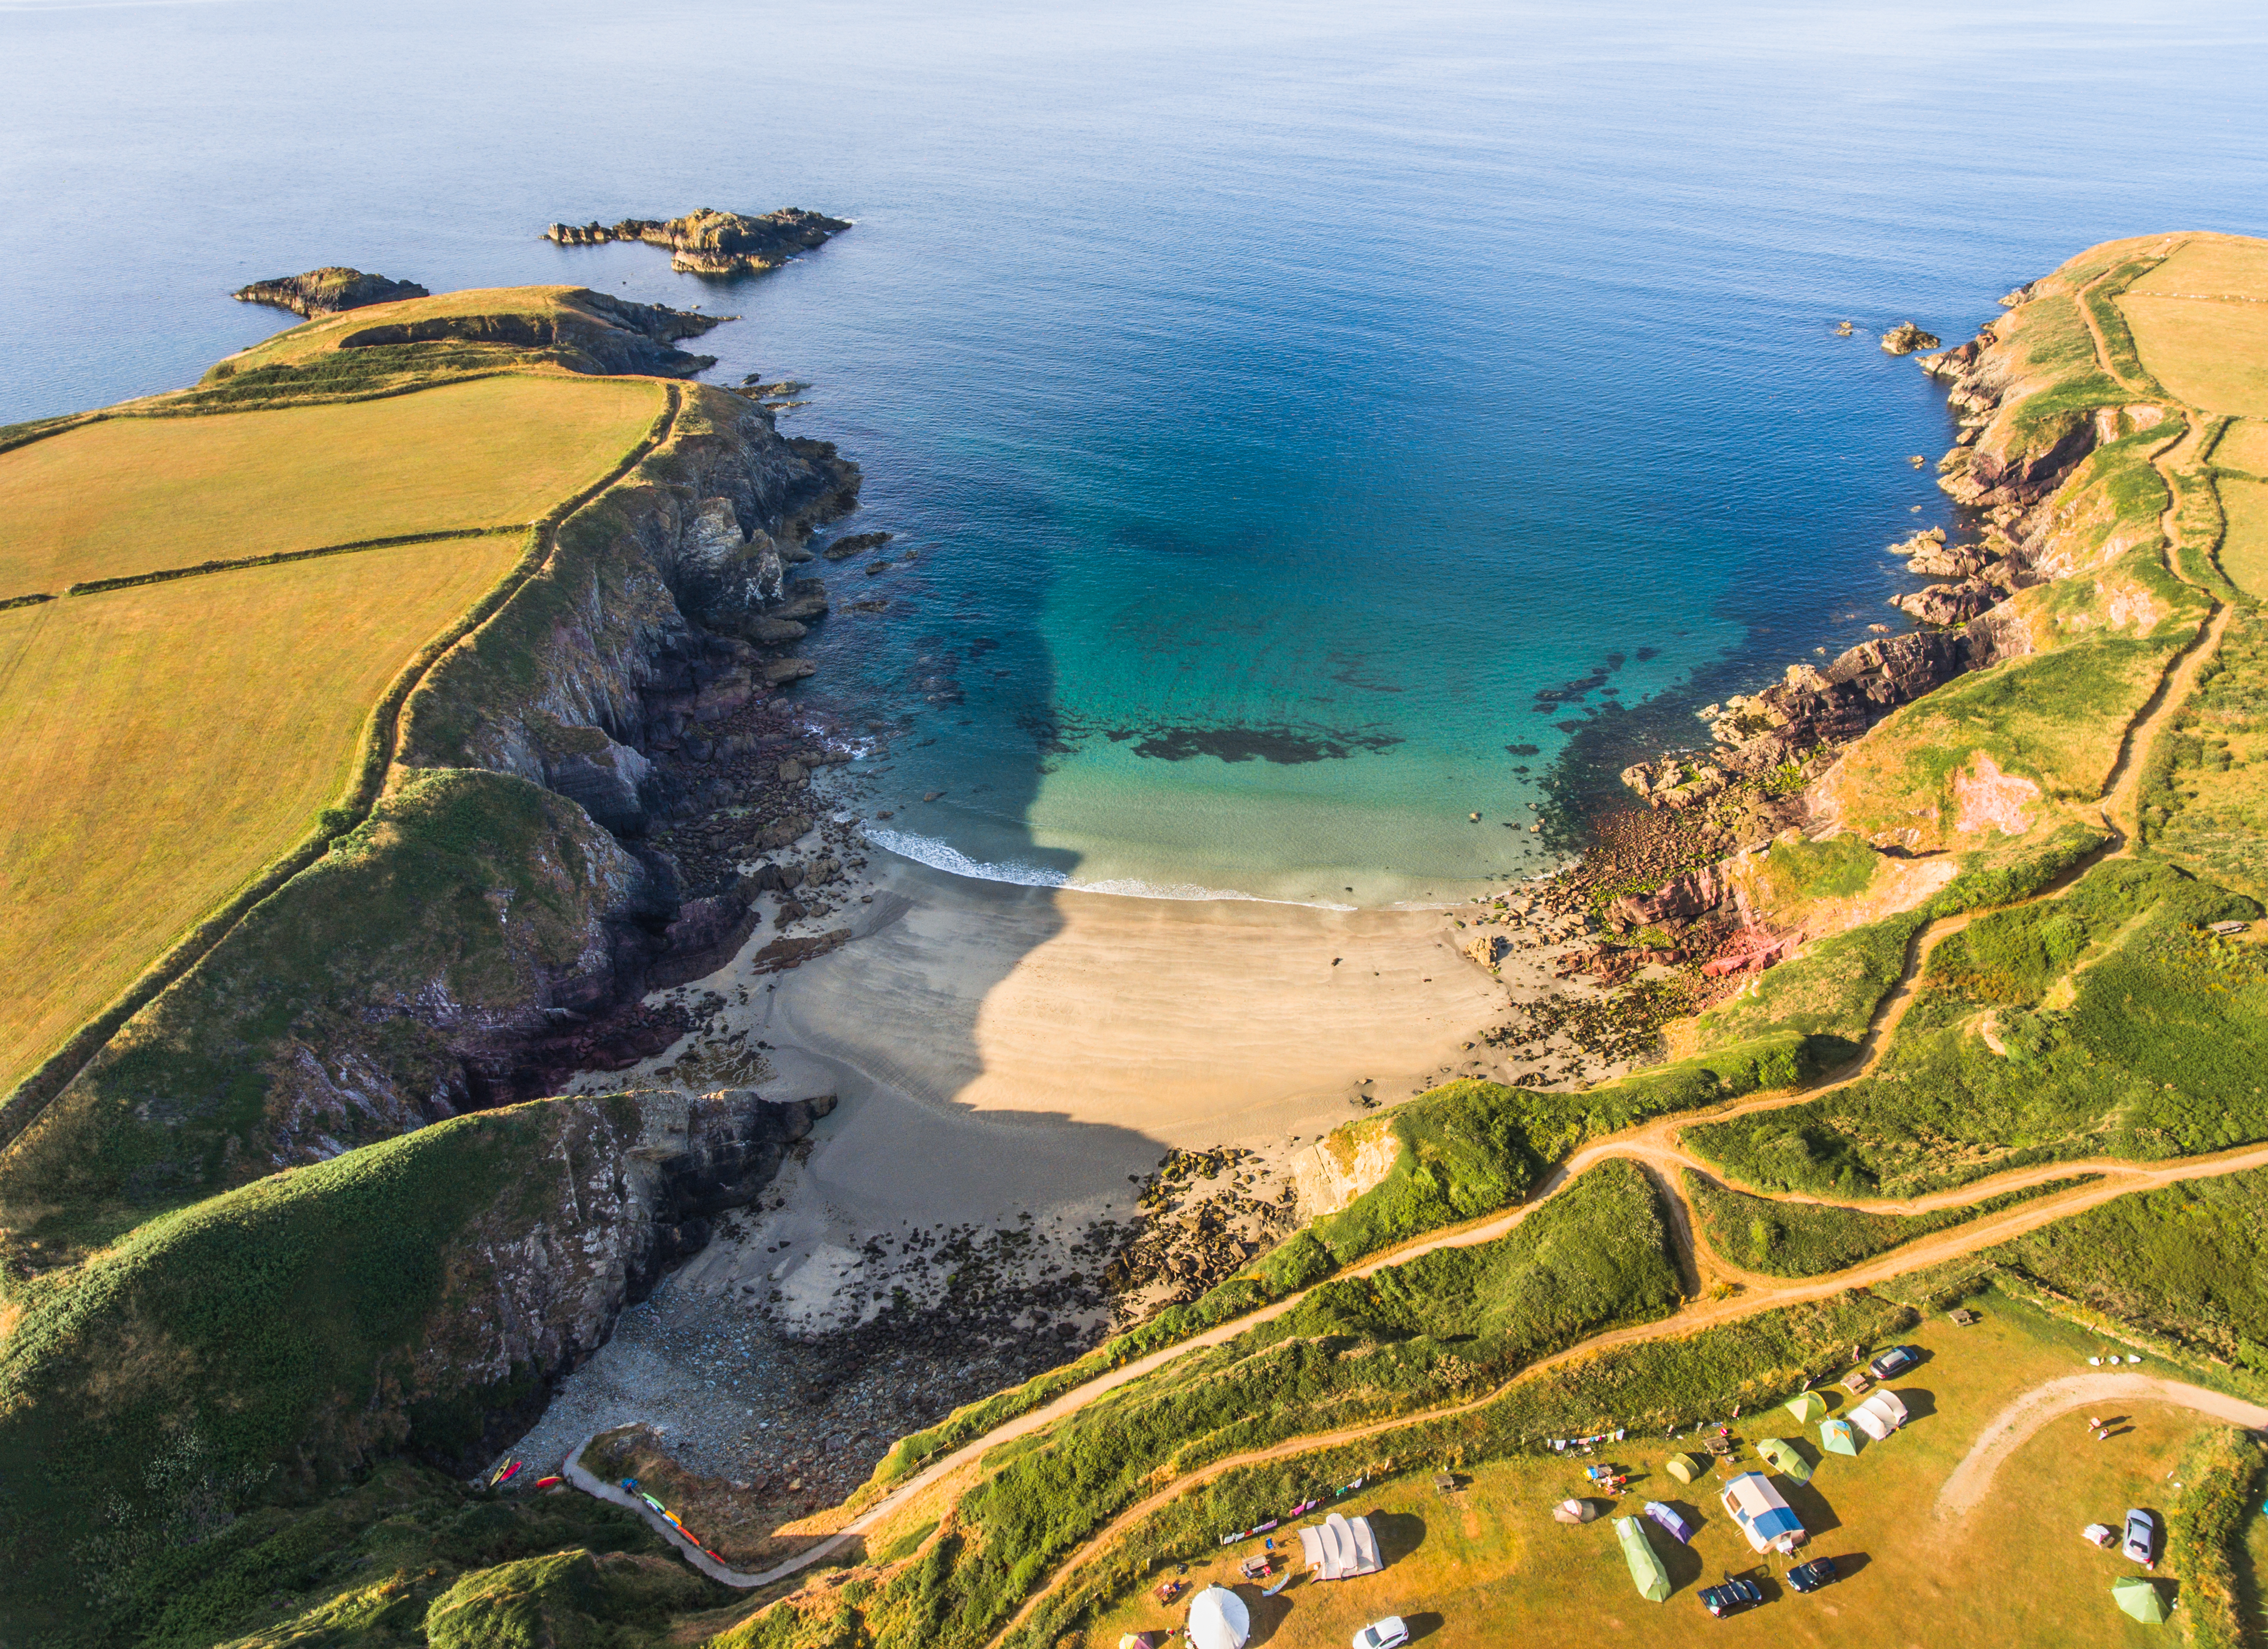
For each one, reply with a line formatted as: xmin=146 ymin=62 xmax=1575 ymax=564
xmin=410 ymin=1087 xmax=836 ymax=1468
xmin=0 ymin=1086 xmax=833 ymax=1631
xmin=399 ymin=384 xmax=856 ymax=797
xmin=337 ymin=289 xmax=733 ymax=378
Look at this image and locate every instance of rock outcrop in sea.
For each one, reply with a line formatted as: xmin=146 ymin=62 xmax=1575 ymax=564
xmin=232 ymin=266 xmax=430 ymax=316
xmin=1879 ymin=320 xmax=1941 ymax=354
xmin=544 ymin=207 xmax=850 ymax=275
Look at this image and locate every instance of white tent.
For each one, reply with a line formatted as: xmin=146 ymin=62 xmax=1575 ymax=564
xmin=1850 ymin=1389 xmax=1909 ymax=1442
xmin=1297 ymin=1512 xmax=1385 ymax=1580
xmin=1186 ymin=1585 xmax=1250 ymax=1649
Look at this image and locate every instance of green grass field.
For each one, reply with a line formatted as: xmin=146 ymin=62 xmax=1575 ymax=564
xmin=1684 ymin=859 xmax=2267 ymax=1199
xmin=0 ymin=373 xmax=657 ymax=595
xmin=0 ymin=536 xmax=526 ymax=1098
xmin=2216 ymin=419 xmax=2268 ymax=477
xmin=1065 ymin=1296 xmax=2214 ymax=1649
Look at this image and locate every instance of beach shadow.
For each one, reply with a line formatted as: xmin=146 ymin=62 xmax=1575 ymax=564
xmin=1403 ymin=1613 xmax=1446 ymax=1642
xmin=1832 ymin=1551 xmax=1874 ymax=1580
xmin=1370 ymin=1510 xmax=1428 ymax=1564
xmin=1896 ymin=1388 xmax=1938 ymax=1422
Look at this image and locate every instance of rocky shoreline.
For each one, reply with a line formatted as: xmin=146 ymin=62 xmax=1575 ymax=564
xmin=1583 ymin=288 xmax=2105 ymax=975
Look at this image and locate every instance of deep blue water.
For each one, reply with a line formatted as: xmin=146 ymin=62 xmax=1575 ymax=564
xmin=4 ymin=0 xmax=2264 ymax=902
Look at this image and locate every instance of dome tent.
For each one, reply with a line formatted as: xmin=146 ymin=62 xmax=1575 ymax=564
xmin=1187 ymin=1585 xmax=1251 ymax=1649
xmin=1552 ymin=1497 xmax=1601 ymax=1524
xmin=1819 ymin=1418 xmax=1860 ymax=1456
xmin=2113 ymin=1576 xmax=2171 ymax=1625
xmin=1784 ymin=1392 xmax=1828 ymax=1424
xmin=1757 ymin=1437 xmax=1814 ymax=1483
xmin=1665 ymin=1452 xmax=1708 ymax=1484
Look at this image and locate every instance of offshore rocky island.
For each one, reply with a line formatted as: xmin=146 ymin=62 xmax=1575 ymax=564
xmin=4 ymin=227 xmax=2268 ymax=1649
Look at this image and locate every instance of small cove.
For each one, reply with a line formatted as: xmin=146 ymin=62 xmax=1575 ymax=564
xmin=3 ymin=1 xmax=2265 ymax=903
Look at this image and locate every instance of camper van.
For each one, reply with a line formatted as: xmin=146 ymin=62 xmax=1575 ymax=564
xmin=1720 ymin=1471 xmax=1807 ymax=1555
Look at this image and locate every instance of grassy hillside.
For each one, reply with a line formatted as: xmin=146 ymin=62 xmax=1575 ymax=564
xmin=0 ymin=538 xmax=530 ymax=1098
xmin=0 ymin=1089 xmax=654 ymax=1644
xmin=0 ymin=768 xmax=645 ymax=1252
xmin=0 ymin=373 xmax=658 ymax=595
xmin=835 ymin=1163 xmax=1679 ymax=1649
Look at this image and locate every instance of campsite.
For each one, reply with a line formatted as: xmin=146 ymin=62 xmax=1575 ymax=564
xmin=1077 ymin=1292 xmax=2234 ymax=1646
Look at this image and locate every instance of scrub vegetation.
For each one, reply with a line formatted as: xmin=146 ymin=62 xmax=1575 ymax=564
xmin=2164 ymin=1427 xmax=2268 ymax=1649
xmin=1683 ymin=859 xmax=2267 ymax=1198
xmin=1985 ymin=1168 xmax=2268 ymax=1374
xmin=1684 ymin=1170 xmax=2101 ymax=1279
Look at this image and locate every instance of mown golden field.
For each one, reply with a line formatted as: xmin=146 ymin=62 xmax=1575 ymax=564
xmin=0 ymin=535 xmax=529 ymax=1093
xmin=0 ymin=372 xmax=658 ymax=593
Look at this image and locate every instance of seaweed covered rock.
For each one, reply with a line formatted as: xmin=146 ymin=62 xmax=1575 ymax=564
xmin=1880 ymin=320 xmax=1941 ymax=354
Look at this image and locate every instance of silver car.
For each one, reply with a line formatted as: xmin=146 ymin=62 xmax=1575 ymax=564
xmin=2123 ymin=1509 xmax=2158 ymax=1566
xmin=1353 ymin=1618 xmax=1411 ymax=1649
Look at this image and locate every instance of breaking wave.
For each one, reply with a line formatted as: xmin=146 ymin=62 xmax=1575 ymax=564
xmin=862 ymin=828 xmax=1357 ymax=911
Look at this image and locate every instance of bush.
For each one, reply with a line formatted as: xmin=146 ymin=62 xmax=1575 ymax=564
xmin=2166 ymin=1427 xmax=2268 ymax=1649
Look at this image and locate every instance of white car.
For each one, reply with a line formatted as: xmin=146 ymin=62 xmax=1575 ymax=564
xmin=1353 ymin=1618 xmax=1410 ymax=1649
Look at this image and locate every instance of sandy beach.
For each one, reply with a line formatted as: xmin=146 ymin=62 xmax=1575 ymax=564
xmin=513 ymin=842 xmax=1616 ymax=1485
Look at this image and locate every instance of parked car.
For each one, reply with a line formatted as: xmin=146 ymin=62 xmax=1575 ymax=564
xmin=1353 ymin=1618 xmax=1410 ymax=1649
xmin=1868 ymin=1345 xmax=1919 ymax=1379
xmin=1699 ymin=1577 xmax=1765 ymax=1618
xmin=2124 ymin=1509 xmax=2158 ymax=1567
xmin=1786 ymin=1557 xmax=1840 ymax=1593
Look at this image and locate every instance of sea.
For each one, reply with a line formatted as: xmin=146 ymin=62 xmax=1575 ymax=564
xmin=5 ymin=0 xmax=2264 ymax=905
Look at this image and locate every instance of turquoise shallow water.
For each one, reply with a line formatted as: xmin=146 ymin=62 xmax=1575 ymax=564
xmin=3 ymin=1 xmax=2265 ymax=903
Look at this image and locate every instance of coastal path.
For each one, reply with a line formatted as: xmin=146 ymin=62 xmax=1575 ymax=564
xmin=581 ymin=265 xmax=2265 ymax=1622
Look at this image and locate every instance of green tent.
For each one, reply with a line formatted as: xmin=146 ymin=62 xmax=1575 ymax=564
xmin=1665 ymin=1452 xmax=1707 ymax=1485
xmin=1819 ymin=1418 xmax=1860 ymax=1457
xmin=1757 ymin=1437 xmax=1814 ymax=1484
xmin=1616 ymin=1516 xmax=1673 ymax=1602
xmin=2113 ymin=1577 xmax=2170 ymax=1624
xmin=1784 ymin=1391 xmax=1828 ymax=1424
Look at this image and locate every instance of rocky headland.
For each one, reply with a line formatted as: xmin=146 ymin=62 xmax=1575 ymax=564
xmin=232 ymin=265 xmax=430 ymax=316
xmin=545 ymin=207 xmax=850 ymax=276
xmin=335 ymin=287 xmax=737 ymax=378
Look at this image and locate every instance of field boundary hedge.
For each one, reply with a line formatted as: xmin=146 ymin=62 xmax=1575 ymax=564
xmin=0 ymin=383 xmax=682 ymax=1151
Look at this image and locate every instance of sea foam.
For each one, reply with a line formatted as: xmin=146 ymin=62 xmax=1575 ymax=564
xmin=862 ymin=828 xmax=1357 ymax=911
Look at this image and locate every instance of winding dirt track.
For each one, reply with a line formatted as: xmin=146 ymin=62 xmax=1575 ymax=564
xmin=587 ymin=246 xmax=2261 ymax=1630
xmin=1936 ymin=1374 xmax=2268 ymax=1519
